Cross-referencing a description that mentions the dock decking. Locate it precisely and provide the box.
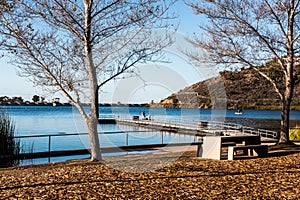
[100,115,278,141]
[116,119,237,136]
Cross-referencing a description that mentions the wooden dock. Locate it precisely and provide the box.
[111,116,278,141]
[116,119,233,136]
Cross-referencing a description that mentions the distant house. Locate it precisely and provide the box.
[0,96,24,105]
[0,96,10,103]
[52,98,60,106]
[12,97,24,105]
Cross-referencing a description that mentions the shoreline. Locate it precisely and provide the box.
[2,103,300,111]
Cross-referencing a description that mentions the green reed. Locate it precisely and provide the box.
[0,109,20,167]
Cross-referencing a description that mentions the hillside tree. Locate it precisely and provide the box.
[0,0,176,160]
[32,95,40,103]
[187,0,300,144]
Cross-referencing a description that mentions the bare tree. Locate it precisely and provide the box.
[187,0,300,144]
[0,0,176,160]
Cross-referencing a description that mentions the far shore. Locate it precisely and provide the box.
[0,102,150,107]
[2,102,300,111]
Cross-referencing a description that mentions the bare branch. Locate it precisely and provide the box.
[187,0,300,143]
[0,0,176,159]
[263,0,287,39]
[252,67,284,100]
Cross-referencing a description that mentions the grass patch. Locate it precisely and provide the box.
[289,125,300,141]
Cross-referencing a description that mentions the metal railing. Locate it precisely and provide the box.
[258,129,278,139]
[114,115,278,139]
[8,130,202,163]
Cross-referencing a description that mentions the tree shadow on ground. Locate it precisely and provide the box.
[268,143,300,157]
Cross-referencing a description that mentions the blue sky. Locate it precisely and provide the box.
[0,1,217,103]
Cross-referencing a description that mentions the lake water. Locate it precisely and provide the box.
[3,105,300,165]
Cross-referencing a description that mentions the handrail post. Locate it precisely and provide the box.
[48,135,51,163]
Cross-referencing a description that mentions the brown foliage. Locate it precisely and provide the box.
[0,151,299,199]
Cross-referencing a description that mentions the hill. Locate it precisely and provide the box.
[157,68,300,110]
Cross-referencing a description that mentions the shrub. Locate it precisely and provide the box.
[289,125,300,141]
[0,109,20,168]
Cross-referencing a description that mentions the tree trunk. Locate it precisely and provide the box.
[83,0,102,161]
[87,76,102,161]
[279,77,294,144]
[96,87,99,119]
[278,0,295,145]
[87,115,102,161]
[279,99,291,144]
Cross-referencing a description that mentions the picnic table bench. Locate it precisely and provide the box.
[199,135,268,160]
[227,144,268,160]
